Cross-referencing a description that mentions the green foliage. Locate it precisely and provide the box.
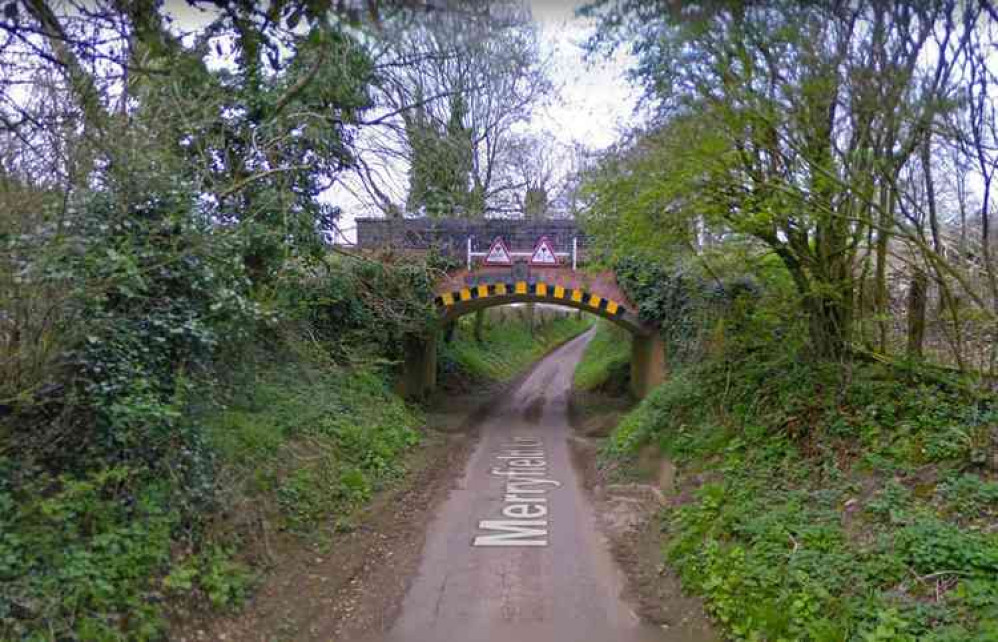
[406,93,476,217]
[163,546,251,610]
[1,208,435,639]
[206,327,424,533]
[613,257,712,365]
[611,254,804,369]
[278,253,437,362]
[0,466,177,640]
[1,162,256,640]
[580,0,974,358]
[0,5,445,640]
[603,368,711,461]
[578,112,737,272]
[4,168,263,518]
[573,321,631,393]
[595,249,998,637]
[937,473,998,523]
[439,309,592,382]
[131,14,374,283]
[601,341,998,640]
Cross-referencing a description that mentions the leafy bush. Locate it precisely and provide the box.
[0,467,177,639]
[1,173,262,639]
[1,184,438,638]
[278,253,438,363]
[613,253,802,368]
[0,10,437,639]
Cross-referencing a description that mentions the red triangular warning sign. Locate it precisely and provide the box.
[530,236,558,265]
[484,237,512,265]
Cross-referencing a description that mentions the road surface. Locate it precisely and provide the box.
[383,329,672,642]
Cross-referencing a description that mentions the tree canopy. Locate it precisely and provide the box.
[581,0,998,364]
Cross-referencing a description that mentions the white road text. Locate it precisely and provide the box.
[473,437,560,547]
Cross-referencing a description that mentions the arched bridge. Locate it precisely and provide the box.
[434,267,645,333]
[355,218,666,399]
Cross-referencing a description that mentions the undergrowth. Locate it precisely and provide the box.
[0,334,423,641]
[573,320,631,393]
[206,341,422,534]
[0,236,437,640]
[439,308,591,382]
[603,349,998,640]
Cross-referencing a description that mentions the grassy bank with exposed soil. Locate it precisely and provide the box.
[570,321,717,637]
[591,321,998,641]
[573,320,632,394]
[569,320,635,440]
[166,306,592,640]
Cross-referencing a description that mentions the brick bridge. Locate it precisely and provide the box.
[355,218,666,399]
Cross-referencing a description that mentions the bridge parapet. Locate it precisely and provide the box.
[356,217,587,261]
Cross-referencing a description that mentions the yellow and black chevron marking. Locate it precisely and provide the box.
[435,281,624,317]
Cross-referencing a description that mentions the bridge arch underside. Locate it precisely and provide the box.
[436,283,648,335]
[399,281,667,400]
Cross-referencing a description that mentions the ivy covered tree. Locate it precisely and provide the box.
[405,92,475,217]
[0,4,437,637]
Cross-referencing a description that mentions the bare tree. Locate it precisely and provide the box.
[504,132,570,219]
[348,1,552,217]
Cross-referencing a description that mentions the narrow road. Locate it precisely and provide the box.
[383,330,670,642]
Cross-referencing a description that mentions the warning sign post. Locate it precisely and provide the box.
[529,236,558,266]
[484,237,512,266]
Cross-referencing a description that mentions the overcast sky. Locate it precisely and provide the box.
[526,0,640,148]
[328,0,640,242]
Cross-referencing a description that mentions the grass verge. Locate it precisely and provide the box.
[205,345,422,536]
[439,307,592,383]
[167,338,423,626]
[573,320,632,394]
[601,350,998,641]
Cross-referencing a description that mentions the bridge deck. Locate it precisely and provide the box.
[356,217,586,257]
[354,217,650,335]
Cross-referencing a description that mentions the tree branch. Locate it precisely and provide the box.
[217,165,311,200]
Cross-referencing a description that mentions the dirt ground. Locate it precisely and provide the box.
[568,389,718,641]
[169,381,494,642]
[170,351,716,642]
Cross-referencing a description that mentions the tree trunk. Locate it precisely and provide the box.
[906,270,927,359]
[874,182,893,354]
[779,249,852,361]
[474,309,485,343]
[857,233,875,349]
[805,290,851,360]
